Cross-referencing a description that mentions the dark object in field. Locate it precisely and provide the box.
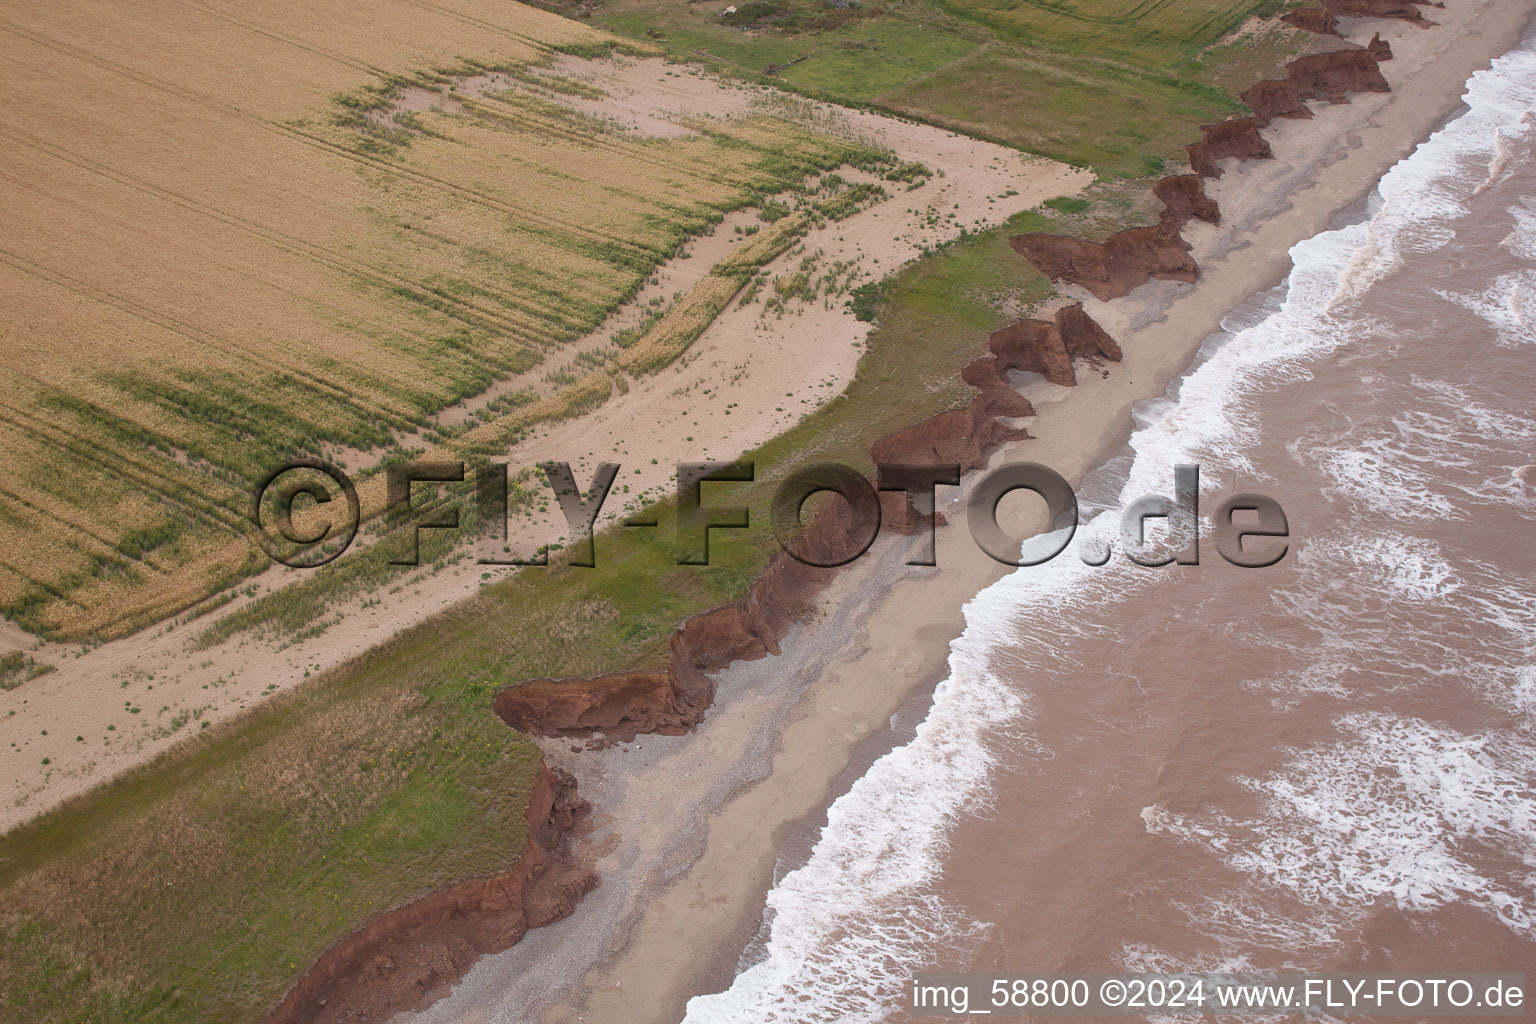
[763,54,809,75]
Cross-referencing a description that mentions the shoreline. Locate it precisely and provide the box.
[403,2,1536,1021]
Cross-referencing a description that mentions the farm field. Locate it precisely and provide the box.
[0,0,887,642]
[585,0,1304,176]
[0,206,1060,1023]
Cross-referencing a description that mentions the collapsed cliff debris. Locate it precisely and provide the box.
[1241,46,1392,126]
[1154,174,1222,228]
[1010,220,1200,301]
[267,766,597,1024]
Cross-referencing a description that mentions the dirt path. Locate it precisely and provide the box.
[0,55,1088,832]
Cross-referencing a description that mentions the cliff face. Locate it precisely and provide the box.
[1286,0,1432,35]
[1186,116,1274,178]
[963,354,1036,418]
[495,500,858,743]
[984,302,1123,387]
[1240,79,1314,125]
[266,766,597,1024]
[1243,48,1391,126]
[989,318,1075,386]
[869,402,1030,474]
[1324,0,1435,26]
[1283,7,1341,34]
[1153,174,1221,228]
[1057,302,1123,362]
[494,669,679,740]
[1010,221,1198,301]
[1288,47,1392,102]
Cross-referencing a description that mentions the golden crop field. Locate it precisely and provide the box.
[0,0,881,640]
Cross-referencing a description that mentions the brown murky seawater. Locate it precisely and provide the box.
[685,28,1536,1024]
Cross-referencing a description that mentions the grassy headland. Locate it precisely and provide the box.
[579,0,1305,178]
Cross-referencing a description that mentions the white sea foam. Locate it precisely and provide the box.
[683,37,1536,1023]
[1331,41,1536,306]
[1439,268,1536,346]
[1440,193,1536,345]
[1158,715,1536,937]
[1337,533,1460,602]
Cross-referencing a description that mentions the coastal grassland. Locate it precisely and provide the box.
[583,0,1304,177]
[0,0,888,643]
[0,628,547,1023]
[881,48,1237,177]
[0,211,1055,1023]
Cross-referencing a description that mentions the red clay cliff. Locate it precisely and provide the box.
[266,765,597,1024]
[1242,47,1391,126]
[1154,174,1221,228]
[1186,116,1274,178]
[1010,220,1198,301]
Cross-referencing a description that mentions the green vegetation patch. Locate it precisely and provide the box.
[881,47,1240,177]
[589,0,1292,179]
[0,647,543,1022]
[0,652,53,692]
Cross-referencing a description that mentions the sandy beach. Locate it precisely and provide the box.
[402,2,1536,1021]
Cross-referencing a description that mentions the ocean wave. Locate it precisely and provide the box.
[1438,268,1536,347]
[1154,713,1536,938]
[1332,41,1536,306]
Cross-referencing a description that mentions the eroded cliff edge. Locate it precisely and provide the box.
[1014,35,1399,298]
[493,302,1121,745]
[265,765,596,1024]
